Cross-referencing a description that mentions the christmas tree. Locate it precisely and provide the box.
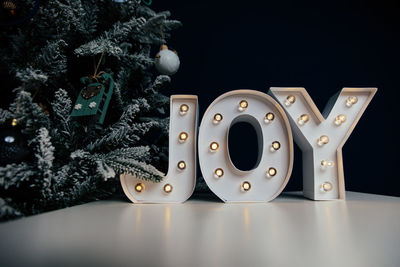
[0,0,182,220]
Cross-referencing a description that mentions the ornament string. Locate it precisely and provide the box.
[89,52,105,82]
[94,52,105,78]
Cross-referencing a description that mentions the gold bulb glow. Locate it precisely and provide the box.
[334,114,347,126]
[321,160,334,168]
[320,182,333,192]
[270,141,281,152]
[241,181,251,192]
[177,161,186,170]
[264,112,275,123]
[11,118,17,126]
[285,95,296,106]
[179,104,189,115]
[164,184,173,193]
[346,96,358,107]
[238,100,248,111]
[267,167,277,178]
[297,114,310,125]
[317,135,330,146]
[179,132,188,143]
[214,168,224,178]
[209,142,219,152]
[135,183,145,193]
[213,113,223,124]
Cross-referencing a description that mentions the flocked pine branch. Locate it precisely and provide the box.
[0,163,35,190]
[71,148,164,182]
[0,108,13,124]
[33,128,55,193]
[9,90,50,136]
[51,88,74,150]
[74,16,146,57]
[36,40,68,80]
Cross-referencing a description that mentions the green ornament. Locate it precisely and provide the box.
[70,72,114,124]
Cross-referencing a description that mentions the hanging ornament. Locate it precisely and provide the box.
[70,52,114,125]
[0,121,30,165]
[70,72,114,125]
[155,44,180,75]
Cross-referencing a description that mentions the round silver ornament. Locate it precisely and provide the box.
[155,45,180,75]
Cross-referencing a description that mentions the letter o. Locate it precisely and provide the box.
[198,90,294,202]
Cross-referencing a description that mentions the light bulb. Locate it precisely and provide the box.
[334,114,347,126]
[238,100,248,111]
[297,114,310,126]
[320,160,335,169]
[177,161,186,170]
[4,136,15,143]
[320,182,333,192]
[317,135,329,146]
[214,168,224,178]
[241,181,251,192]
[178,132,188,143]
[11,118,17,126]
[213,113,223,124]
[266,167,277,178]
[135,183,145,193]
[163,184,173,193]
[284,95,296,106]
[209,142,219,152]
[264,112,275,124]
[179,104,189,115]
[270,141,281,152]
[346,96,358,107]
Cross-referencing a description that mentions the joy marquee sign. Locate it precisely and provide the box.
[121,87,377,203]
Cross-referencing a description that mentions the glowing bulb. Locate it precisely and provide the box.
[4,136,15,143]
[213,113,223,124]
[163,184,173,193]
[270,141,281,152]
[214,168,224,178]
[284,95,296,106]
[297,114,310,125]
[178,132,188,143]
[320,182,333,192]
[238,100,248,111]
[264,112,275,124]
[135,183,145,193]
[321,160,335,169]
[334,114,347,126]
[177,161,186,170]
[266,167,277,178]
[317,135,329,146]
[11,118,17,126]
[179,104,189,115]
[241,181,251,192]
[346,96,358,107]
[209,142,219,152]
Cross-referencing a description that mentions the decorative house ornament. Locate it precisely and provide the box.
[198,90,294,202]
[120,95,198,203]
[269,87,377,200]
[70,73,114,124]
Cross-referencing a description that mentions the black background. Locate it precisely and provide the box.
[1,0,399,197]
[151,0,400,196]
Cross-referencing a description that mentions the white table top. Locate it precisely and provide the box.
[1,192,399,267]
